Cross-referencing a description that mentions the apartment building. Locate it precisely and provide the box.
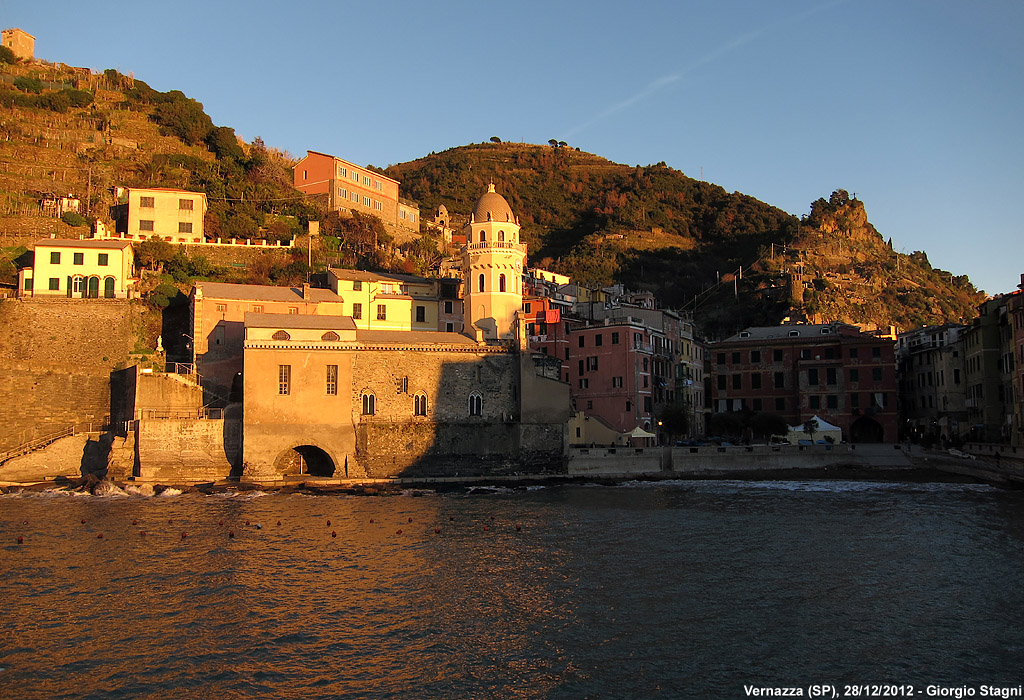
[293,151,419,231]
[710,322,898,442]
[896,324,967,444]
[326,268,460,333]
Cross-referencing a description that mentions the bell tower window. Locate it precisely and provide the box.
[499,274,506,293]
[478,274,485,293]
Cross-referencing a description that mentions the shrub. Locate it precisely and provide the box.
[0,46,15,64]
[13,76,43,94]
[60,211,88,227]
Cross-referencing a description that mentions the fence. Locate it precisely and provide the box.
[0,421,108,466]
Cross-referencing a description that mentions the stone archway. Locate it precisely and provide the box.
[273,445,336,477]
[850,416,884,443]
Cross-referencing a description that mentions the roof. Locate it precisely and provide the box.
[722,323,869,342]
[298,151,400,184]
[244,313,356,330]
[126,187,207,197]
[471,184,516,224]
[196,281,343,303]
[328,268,433,285]
[356,330,480,346]
[35,238,133,250]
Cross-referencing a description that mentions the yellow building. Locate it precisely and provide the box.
[461,184,527,340]
[18,239,136,298]
[112,187,208,243]
[326,268,461,332]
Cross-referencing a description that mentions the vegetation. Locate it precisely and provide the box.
[59,212,88,227]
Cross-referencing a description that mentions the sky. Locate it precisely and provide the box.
[3,0,1022,296]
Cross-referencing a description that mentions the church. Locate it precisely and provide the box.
[129,185,571,482]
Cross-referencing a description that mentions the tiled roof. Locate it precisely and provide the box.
[196,282,343,303]
[244,313,356,330]
[35,238,133,250]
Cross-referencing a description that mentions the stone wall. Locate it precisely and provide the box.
[0,298,148,450]
[136,417,240,482]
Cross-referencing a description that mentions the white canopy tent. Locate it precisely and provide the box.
[785,415,843,444]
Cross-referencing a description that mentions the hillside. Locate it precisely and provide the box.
[386,143,983,336]
[0,54,983,337]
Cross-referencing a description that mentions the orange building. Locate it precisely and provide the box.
[293,151,419,231]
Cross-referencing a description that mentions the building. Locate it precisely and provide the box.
[1,28,34,61]
[896,324,967,445]
[461,184,527,340]
[17,239,136,299]
[292,151,419,231]
[1009,277,1024,446]
[189,281,346,403]
[326,268,462,333]
[962,296,1015,443]
[111,187,208,243]
[710,322,898,442]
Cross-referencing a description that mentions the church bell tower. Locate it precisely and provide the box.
[461,184,526,340]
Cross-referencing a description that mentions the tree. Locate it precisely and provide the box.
[0,45,16,64]
[803,417,819,443]
[205,126,244,161]
[657,405,690,441]
[490,136,502,143]
[60,212,88,227]
[548,139,558,147]
[749,412,789,441]
[13,76,43,94]
[136,236,174,270]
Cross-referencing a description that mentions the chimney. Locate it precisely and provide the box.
[302,283,311,300]
[1019,273,1023,291]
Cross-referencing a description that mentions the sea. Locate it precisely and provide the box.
[1,478,1022,700]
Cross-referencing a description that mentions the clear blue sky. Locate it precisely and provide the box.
[4,0,1022,296]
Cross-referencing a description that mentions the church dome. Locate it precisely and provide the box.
[471,184,516,224]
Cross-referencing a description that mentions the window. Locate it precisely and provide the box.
[322,331,339,341]
[416,306,425,323]
[362,393,376,415]
[363,196,371,207]
[272,330,290,340]
[377,304,386,320]
[613,376,623,388]
[499,274,506,293]
[374,180,382,191]
[773,349,783,362]
[717,375,727,390]
[444,300,453,314]
[288,307,299,315]
[626,400,632,412]
[179,199,194,211]
[73,253,84,265]
[326,365,338,395]
[252,305,263,313]
[46,277,59,290]
[827,395,838,409]
[579,378,589,389]
[826,368,837,385]
[352,303,362,319]
[351,192,359,202]
[178,222,192,233]
[732,374,742,390]
[732,352,741,364]
[586,400,593,410]
[351,281,362,291]
[872,367,883,381]
[215,303,227,313]
[751,350,761,363]
[363,176,371,186]
[808,368,819,386]
[478,274,485,293]
[278,365,291,395]
[97,253,108,266]
[595,334,603,347]
[374,200,383,211]
[498,230,505,241]
[50,251,60,264]
[611,332,619,345]
[23,278,32,291]
[414,392,427,416]
[810,395,820,409]
[776,397,786,411]
[849,368,860,382]
[446,322,454,332]
[351,170,359,182]
[338,166,348,178]
[480,230,486,241]
[578,335,585,348]
[801,349,811,360]
[139,220,154,231]
[139,196,155,208]
[872,347,882,359]
[717,353,726,365]
[753,399,762,411]
[751,373,762,389]
[337,187,347,199]
[469,392,482,416]
[849,348,859,359]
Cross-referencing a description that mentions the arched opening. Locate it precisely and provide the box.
[469,392,482,416]
[414,392,427,416]
[499,274,506,292]
[103,276,115,298]
[361,392,376,416]
[479,230,486,242]
[851,416,884,443]
[70,275,84,298]
[478,274,485,293]
[498,230,505,241]
[87,276,99,298]
[274,445,336,477]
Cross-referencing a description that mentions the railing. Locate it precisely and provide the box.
[0,422,108,466]
[137,408,224,420]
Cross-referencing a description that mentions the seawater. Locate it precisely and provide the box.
[1,480,1022,699]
